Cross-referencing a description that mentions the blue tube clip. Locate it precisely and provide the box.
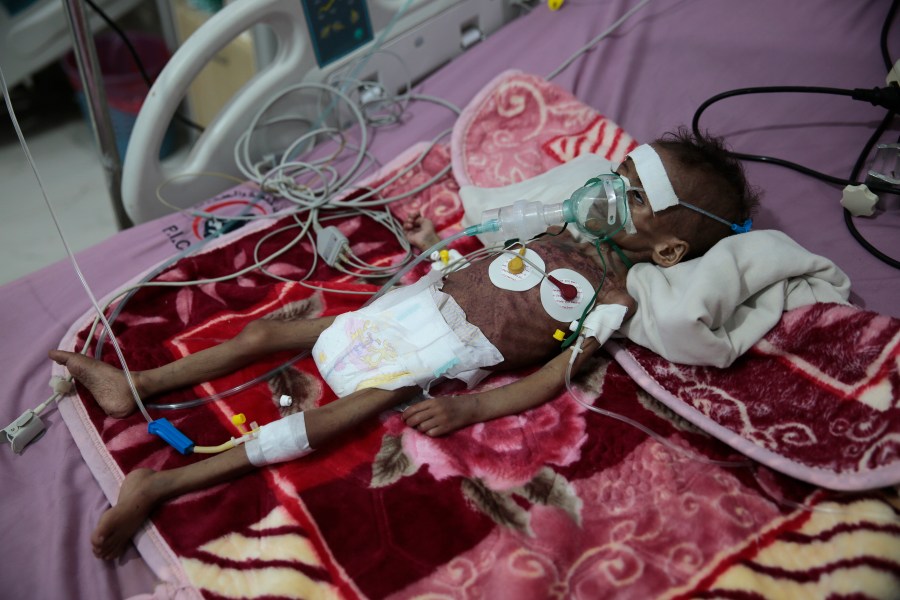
[148,418,195,455]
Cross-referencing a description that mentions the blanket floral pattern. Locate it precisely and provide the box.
[61,72,900,599]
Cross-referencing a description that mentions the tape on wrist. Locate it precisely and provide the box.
[570,303,628,345]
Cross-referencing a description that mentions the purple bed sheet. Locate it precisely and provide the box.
[1,1,897,598]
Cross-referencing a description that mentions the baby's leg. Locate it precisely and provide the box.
[92,443,255,560]
[303,385,421,447]
[92,384,418,559]
[50,316,336,418]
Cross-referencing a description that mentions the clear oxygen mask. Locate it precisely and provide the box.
[468,174,632,242]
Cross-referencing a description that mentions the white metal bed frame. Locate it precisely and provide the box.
[121,0,522,224]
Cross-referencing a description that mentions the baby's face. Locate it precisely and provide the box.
[610,149,677,252]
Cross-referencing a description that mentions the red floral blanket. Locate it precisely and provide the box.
[56,72,900,599]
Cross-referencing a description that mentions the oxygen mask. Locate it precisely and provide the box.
[466,173,635,242]
[464,143,754,243]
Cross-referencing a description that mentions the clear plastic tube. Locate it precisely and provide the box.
[94,193,268,356]
[751,465,900,521]
[2,65,154,421]
[563,343,900,521]
[147,350,309,411]
[367,229,470,303]
[148,229,471,411]
[563,344,752,468]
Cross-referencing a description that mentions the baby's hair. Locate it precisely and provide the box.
[653,128,761,258]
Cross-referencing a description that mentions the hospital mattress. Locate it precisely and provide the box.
[2,1,898,599]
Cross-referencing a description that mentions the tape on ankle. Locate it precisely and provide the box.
[244,412,313,466]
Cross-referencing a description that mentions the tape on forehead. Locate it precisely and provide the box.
[627,144,679,213]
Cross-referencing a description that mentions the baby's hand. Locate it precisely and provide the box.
[403,212,440,251]
[401,394,479,436]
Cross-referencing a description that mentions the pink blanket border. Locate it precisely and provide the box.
[53,218,284,600]
[450,69,524,188]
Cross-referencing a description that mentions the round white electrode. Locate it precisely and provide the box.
[539,268,595,321]
[488,249,545,291]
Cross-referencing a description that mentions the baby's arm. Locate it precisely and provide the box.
[402,337,600,436]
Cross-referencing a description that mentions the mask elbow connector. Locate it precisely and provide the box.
[475,200,564,242]
[471,174,635,243]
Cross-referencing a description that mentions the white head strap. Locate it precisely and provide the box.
[627,144,679,213]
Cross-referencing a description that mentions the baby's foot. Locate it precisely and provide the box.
[48,350,137,418]
[92,468,158,560]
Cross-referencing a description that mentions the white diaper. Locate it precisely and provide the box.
[313,274,503,396]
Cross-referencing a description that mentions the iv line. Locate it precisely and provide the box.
[1,64,151,423]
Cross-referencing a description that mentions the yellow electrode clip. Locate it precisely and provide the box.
[232,413,249,434]
[548,0,564,10]
[507,245,527,274]
[553,329,566,341]
[439,249,450,265]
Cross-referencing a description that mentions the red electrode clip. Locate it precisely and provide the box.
[547,275,578,301]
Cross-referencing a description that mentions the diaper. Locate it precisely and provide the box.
[313,274,503,396]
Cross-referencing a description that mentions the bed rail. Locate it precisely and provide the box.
[122,0,518,224]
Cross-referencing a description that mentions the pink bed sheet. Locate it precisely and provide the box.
[1,1,897,599]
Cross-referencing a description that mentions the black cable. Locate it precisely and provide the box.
[691,86,899,195]
[83,0,204,133]
[692,84,900,268]
[843,0,899,269]
[691,0,900,269]
[881,0,899,71]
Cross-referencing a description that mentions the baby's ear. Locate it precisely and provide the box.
[651,237,689,267]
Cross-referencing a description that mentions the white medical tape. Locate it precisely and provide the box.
[50,376,74,395]
[570,303,628,345]
[627,144,679,213]
[244,412,312,466]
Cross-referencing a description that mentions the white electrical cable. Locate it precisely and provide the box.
[13,0,658,426]
[158,0,647,295]
[26,0,646,427]
[546,0,655,81]
[168,0,651,293]
[16,1,894,523]
[563,345,752,469]
[1,65,153,424]
[140,27,464,295]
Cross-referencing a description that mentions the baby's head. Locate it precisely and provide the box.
[615,129,760,266]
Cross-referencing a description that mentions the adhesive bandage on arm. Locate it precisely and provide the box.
[570,303,629,345]
[244,412,312,466]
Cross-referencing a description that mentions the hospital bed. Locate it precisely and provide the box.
[1,1,898,598]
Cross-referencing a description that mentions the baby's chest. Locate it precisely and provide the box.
[442,243,621,368]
